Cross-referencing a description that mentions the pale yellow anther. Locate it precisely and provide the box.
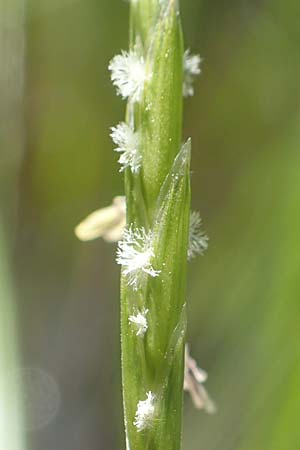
[75,196,126,242]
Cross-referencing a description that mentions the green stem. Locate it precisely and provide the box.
[121,1,190,449]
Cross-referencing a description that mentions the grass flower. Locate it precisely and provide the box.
[133,391,155,432]
[108,50,149,103]
[188,211,209,260]
[116,227,160,290]
[110,122,141,173]
[77,1,212,448]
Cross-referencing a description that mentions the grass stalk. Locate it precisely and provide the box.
[113,1,190,449]
[77,1,205,448]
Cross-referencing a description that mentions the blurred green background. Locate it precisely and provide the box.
[1,0,300,449]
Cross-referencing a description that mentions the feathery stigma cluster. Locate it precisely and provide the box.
[109,50,149,103]
[129,309,149,337]
[133,391,155,432]
[183,49,202,97]
[188,211,209,260]
[110,122,141,173]
[116,227,160,290]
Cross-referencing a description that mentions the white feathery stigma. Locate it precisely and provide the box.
[116,226,160,290]
[108,50,149,103]
[134,391,155,432]
[129,309,149,337]
[183,49,202,97]
[110,122,141,173]
[188,211,209,260]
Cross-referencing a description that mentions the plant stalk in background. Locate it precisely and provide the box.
[0,219,25,450]
[0,0,26,447]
